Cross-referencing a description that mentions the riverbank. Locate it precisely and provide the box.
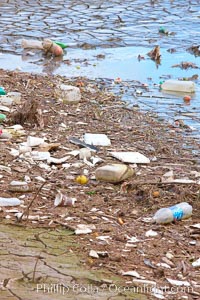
[0,69,200,300]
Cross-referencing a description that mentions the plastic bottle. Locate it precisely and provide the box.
[0,87,6,95]
[53,41,68,49]
[21,39,44,50]
[161,80,195,93]
[153,202,192,224]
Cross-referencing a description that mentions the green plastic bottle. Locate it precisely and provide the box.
[0,114,6,123]
[0,87,6,95]
[54,41,68,49]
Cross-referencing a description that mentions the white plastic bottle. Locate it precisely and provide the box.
[21,39,44,50]
[161,80,195,93]
[153,202,192,224]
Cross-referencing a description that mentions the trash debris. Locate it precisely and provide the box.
[183,95,191,102]
[130,279,156,286]
[31,151,51,161]
[153,202,192,224]
[0,197,21,206]
[145,229,158,237]
[161,79,195,93]
[144,258,157,269]
[172,61,198,69]
[147,45,161,63]
[0,92,21,106]
[159,26,169,34]
[75,224,96,235]
[21,39,44,50]
[27,136,45,147]
[0,105,10,112]
[42,39,64,56]
[84,133,111,146]
[69,136,99,152]
[114,77,122,84]
[122,270,145,279]
[47,156,70,165]
[8,181,32,192]
[0,113,6,122]
[192,258,200,267]
[152,191,160,198]
[0,131,12,140]
[89,250,99,258]
[0,87,6,95]
[75,175,89,185]
[110,151,150,164]
[95,164,134,183]
[53,41,68,49]
[55,84,81,104]
[79,148,91,160]
[187,45,200,56]
[166,278,190,287]
[190,223,200,229]
[54,191,76,207]
[39,142,60,152]
[151,287,165,299]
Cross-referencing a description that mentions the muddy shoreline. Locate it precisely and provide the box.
[0,69,200,300]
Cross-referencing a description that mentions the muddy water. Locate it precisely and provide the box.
[0,223,147,300]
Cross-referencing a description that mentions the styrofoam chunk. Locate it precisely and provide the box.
[111,152,150,164]
[84,133,111,146]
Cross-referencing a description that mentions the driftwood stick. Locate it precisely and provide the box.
[17,182,46,222]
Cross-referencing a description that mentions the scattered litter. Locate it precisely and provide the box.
[54,191,76,207]
[47,156,70,164]
[122,270,145,279]
[145,229,158,237]
[75,224,96,235]
[69,136,99,152]
[192,258,200,267]
[27,136,45,147]
[144,258,157,269]
[190,224,200,229]
[0,197,21,206]
[75,175,89,185]
[161,79,195,93]
[31,151,51,161]
[147,45,161,63]
[89,250,99,258]
[95,164,134,183]
[79,148,92,160]
[153,202,192,224]
[84,133,111,146]
[55,84,81,104]
[110,152,150,164]
[151,287,165,299]
[166,278,190,287]
[130,279,156,286]
[8,181,32,192]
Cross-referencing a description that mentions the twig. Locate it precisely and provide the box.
[17,182,46,222]
[53,220,76,231]
[32,253,42,283]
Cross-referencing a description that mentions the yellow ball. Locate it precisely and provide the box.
[75,175,89,185]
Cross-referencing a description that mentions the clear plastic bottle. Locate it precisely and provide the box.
[21,39,44,50]
[153,202,192,224]
[161,80,195,93]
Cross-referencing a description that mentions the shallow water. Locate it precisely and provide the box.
[0,0,200,133]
